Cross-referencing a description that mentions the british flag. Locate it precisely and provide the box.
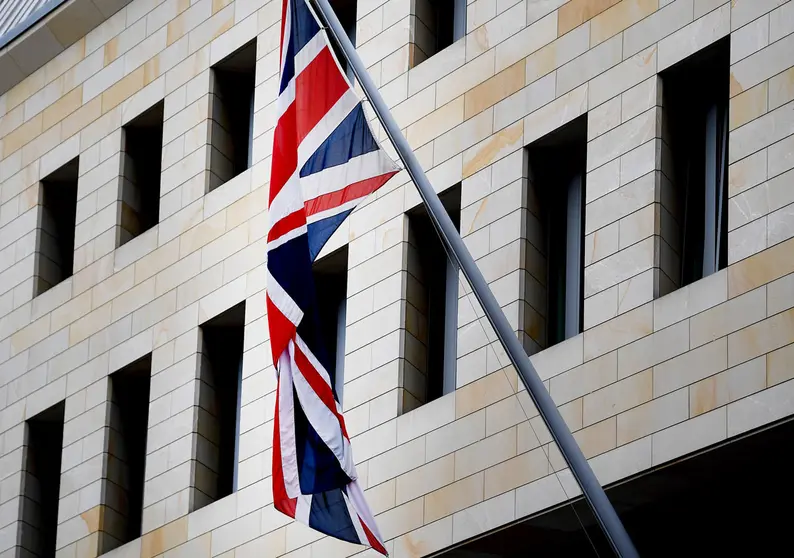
[265,0,398,552]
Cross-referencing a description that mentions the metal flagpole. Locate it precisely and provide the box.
[309,0,640,555]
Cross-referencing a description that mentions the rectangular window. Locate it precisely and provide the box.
[312,246,348,403]
[209,40,256,192]
[413,0,466,64]
[120,101,164,246]
[35,158,78,296]
[197,302,245,505]
[661,38,729,290]
[406,186,460,408]
[107,355,151,548]
[21,402,64,558]
[526,116,587,349]
[328,0,357,80]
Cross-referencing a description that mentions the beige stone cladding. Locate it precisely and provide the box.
[0,0,792,557]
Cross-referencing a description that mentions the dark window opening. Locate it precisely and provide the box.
[414,0,466,65]
[35,158,78,296]
[328,0,357,79]
[406,185,461,408]
[661,38,729,291]
[21,402,64,558]
[107,355,151,549]
[312,246,348,403]
[120,102,164,246]
[527,115,587,350]
[209,40,256,191]
[198,302,245,506]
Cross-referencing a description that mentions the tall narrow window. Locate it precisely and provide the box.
[21,402,64,558]
[527,116,587,349]
[661,38,729,289]
[209,40,256,192]
[413,0,466,64]
[120,101,164,246]
[312,246,348,403]
[107,355,151,549]
[328,0,357,81]
[35,158,78,296]
[405,186,460,408]
[197,302,245,505]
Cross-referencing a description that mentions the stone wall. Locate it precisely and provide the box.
[0,0,792,557]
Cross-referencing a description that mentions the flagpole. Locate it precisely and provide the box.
[309,1,640,556]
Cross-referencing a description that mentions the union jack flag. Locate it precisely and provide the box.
[265,0,398,552]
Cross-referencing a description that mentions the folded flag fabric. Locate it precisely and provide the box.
[265,0,399,552]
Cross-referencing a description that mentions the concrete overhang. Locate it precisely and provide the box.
[0,0,132,95]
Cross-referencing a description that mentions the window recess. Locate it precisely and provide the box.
[209,40,257,191]
[312,246,349,404]
[526,115,587,349]
[35,158,78,296]
[660,38,730,290]
[405,185,461,409]
[197,302,245,503]
[120,101,164,245]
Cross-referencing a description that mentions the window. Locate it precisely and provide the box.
[661,38,729,291]
[312,246,348,403]
[21,402,64,558]
[328,0,357,80]
[209,40,256,192]
[35,158,78,296]
[526,116,587,350]
[413,0,466,64]
[197,302,245,506]
[120,101,164,246]
[405,186,460,409]
[106,355,151,549]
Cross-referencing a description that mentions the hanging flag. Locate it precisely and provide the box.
[265,0,399,552]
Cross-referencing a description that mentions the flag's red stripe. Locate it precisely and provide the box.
[305,171,398,218]
[269,101,298,205]
[295,47,349,144]
[360,517,388,556]
[267,295,296,370]
[293,343,349,440]
[268,207,307,244]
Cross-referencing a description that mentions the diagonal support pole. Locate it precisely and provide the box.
[309,0,640,555]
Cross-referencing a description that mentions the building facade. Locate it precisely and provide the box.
[0,0,792,556]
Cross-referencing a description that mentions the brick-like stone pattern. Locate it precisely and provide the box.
[0,0,792,557]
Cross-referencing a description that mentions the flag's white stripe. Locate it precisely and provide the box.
[297,89,359,167]
[295,32,327,75]
[301,150,391,201]
[347,480,385,543]
[267,273,303,327]
[268,172,303,232]
[296,494,312,524]
[341,488,369,545]
[266,222,307,252]
[294,336,334,392]
[278,346,301,499]
[291,353,355,477]
[276,79,296,119]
